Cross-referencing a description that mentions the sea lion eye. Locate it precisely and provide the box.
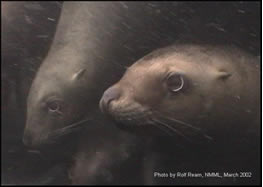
[166,74,184,92]
[47,101,61,113]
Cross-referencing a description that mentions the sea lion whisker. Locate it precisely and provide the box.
[151,110,200,131]
[160,116,213,141]
[60,118,90,131]
[46,118,92,140]
[162,116,201,131]
[151,118,192,143]
[151,111,213,141]
[150,121,173,136]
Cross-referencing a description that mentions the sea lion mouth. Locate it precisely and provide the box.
[113,110,162,136]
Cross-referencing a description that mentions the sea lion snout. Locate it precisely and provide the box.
[100,86,121,114]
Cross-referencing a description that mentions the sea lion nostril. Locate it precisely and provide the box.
[100,87,121,113]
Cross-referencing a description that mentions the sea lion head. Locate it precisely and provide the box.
[100,44,259,144]
[23,67,94,148]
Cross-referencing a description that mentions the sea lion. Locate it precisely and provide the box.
[100,44,261,184]
[22,1,183,149]
[100,43,260,143]
[22,2,202,184]
[21,1,260,185]
[22,2,163,184]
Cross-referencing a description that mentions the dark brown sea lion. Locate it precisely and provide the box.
[22,2,168,184]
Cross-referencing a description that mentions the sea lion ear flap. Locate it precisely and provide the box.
[72,69,86,81]
[216,69,232,80]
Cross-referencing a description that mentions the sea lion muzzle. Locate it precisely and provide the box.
[100,87,121,114]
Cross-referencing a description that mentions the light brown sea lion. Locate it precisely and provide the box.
[100,43,260,145]
[99,43,261,185]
